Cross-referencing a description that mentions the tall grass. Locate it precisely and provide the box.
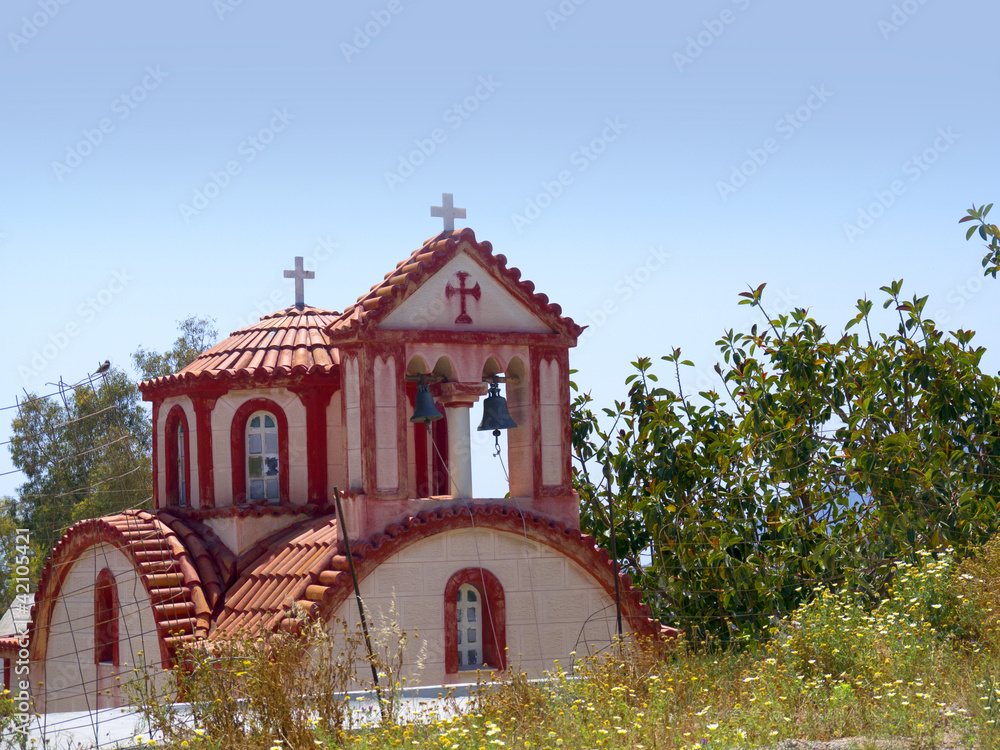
[125,537,1000,750]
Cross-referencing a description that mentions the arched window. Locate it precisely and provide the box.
[444,568,506,674]
[94,569,118,666]
[246,411,280,502]
[164,406,191,508]
[230,399,289,505]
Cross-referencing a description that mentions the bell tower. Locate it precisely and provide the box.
[325,195,583,537]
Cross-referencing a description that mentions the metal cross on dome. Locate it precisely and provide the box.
[284,256,315,308]
[431,192,466,231]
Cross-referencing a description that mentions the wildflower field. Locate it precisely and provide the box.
[5,540,1000,750]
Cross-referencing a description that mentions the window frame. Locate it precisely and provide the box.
[94,568,119,667]
[230,398,289,504]
[444,568,506,674]
[163,405,192,508]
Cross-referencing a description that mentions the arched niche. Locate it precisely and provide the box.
[407,355,449,498]
[505,356,532,498]
[431,355,455,382]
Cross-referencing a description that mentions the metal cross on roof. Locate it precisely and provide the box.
[431,192,466,232]
[284,256,315,308]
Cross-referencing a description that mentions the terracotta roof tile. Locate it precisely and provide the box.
[28,510,216,667]
[213,515,341,636]
[326,228,583,341]
[140,305,340,394]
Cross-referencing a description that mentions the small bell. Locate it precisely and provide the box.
[477,381,517,432]
[410,382,443,424]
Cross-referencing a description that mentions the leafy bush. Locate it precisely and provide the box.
[572,278,1000,641]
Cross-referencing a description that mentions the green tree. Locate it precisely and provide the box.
[960,202,1000,277]
[6,316,216,576]
[132,316,217,380]
[573,267,1000,643]
[9,367,152,567]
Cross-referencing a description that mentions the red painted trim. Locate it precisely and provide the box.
[289,386,336,504]
[140,368,340,401]
[151,401,160,509]
[3,659,9,691]
[94,568,119,666]
[444,568,506,674]
[230,398,290,504]
[163,405,192,508]
[192,395,222,510]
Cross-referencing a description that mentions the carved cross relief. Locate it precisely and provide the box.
[445,271,481,325]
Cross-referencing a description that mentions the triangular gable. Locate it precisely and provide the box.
[380,252,552,333]
[326,228,583,342]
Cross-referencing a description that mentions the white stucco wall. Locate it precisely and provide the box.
[35,544,165,713]
[330,528,628,687]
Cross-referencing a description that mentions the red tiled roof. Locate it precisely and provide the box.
[29,510,216,666]
[0,636,21,658]
[140,305,339,394]
[213,515,341,636]
[327,228,584,341]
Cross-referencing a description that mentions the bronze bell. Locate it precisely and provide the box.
[477,381,517,432]
[410,382,443,424]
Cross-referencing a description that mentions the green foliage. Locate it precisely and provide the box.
[959,203,1000,278]
[8,367,152,569]
[132,316,217,380]
[136,543,1000,750]
[6,316,215,567]
[572,275,1000,642]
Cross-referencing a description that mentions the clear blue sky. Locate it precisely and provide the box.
[2,0,998,499]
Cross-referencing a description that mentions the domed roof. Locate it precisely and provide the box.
[140,305,340,394]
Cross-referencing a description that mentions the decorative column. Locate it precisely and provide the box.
[191,391,225,509]
[437,383,488,500]
[289,384,337,505]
